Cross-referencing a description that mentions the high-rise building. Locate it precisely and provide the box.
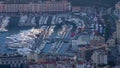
[115,1,120,9]
[116,20,120,44]
[114,1,120,19]
[76,63,85,68]
[91,51,108,65]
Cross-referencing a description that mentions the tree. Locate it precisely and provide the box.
[98,64,108,67]
[102,14,116,42]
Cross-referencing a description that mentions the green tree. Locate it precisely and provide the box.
[102,14,115,42]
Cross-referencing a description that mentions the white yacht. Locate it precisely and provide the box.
[30,17,36,26]
[18,15,28,26]
[6,28,42,50]
[0,16,10,32]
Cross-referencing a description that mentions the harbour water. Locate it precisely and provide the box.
[0,26,32,53]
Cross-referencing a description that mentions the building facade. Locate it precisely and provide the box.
[114,1,120,19]
[91,51,108,65]
[0,1,71,13]
[116,20,120,44]
[0,53,27,68]
[115,1,120,9]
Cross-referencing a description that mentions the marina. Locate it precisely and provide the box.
[0,0,118,68]
[0,13,104,55]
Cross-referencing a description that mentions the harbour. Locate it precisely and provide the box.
[0,13,98,56]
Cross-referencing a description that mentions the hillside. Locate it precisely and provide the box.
[68,0,119,7]
[43,0,120,8]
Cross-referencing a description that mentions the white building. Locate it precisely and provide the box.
[118,44,120,53]
[116,20,120,44]
[27,52,39,62]
[72,35,91,51]
[114,1,120,19]
[76,63,85,68]
[91,51,100,64]
[91,51,108,65]
[115,1,120,9]
[99,53,108,64]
